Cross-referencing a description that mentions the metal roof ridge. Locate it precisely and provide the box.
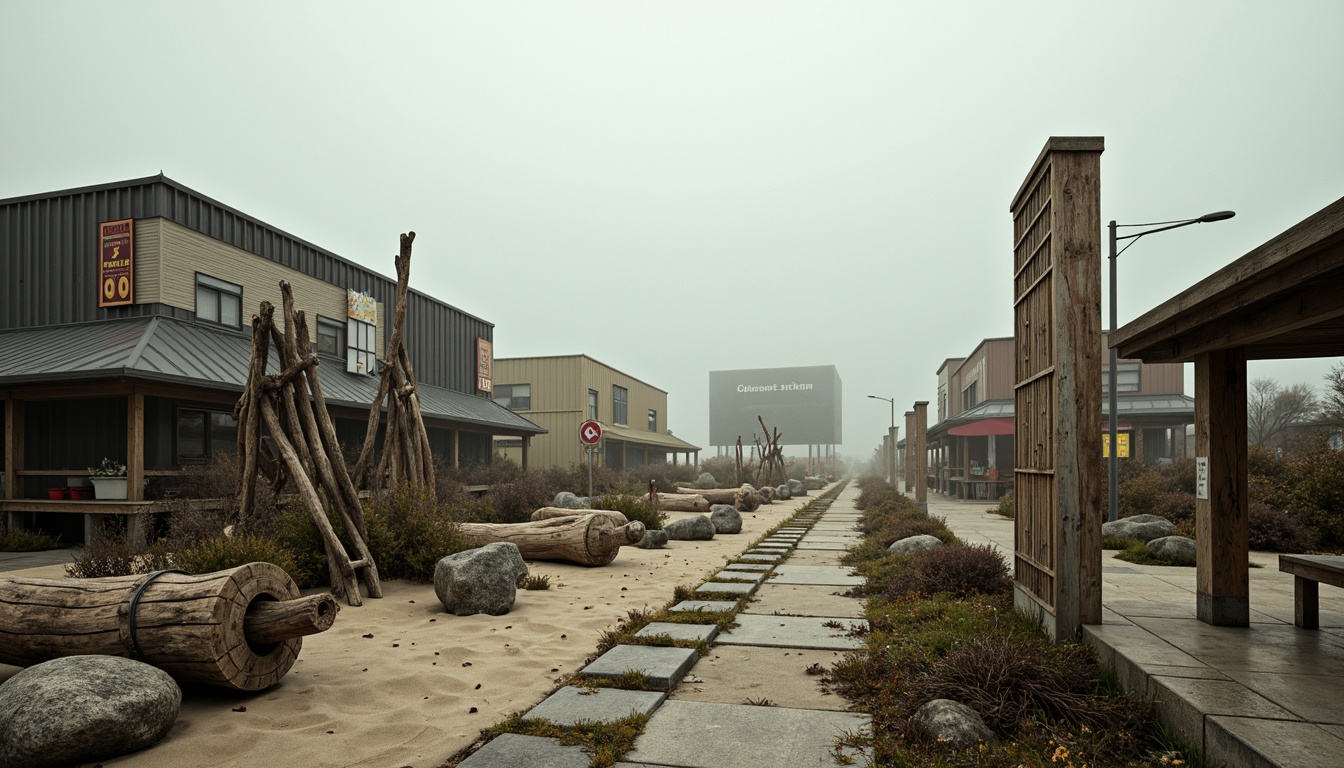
[124,316,161,370]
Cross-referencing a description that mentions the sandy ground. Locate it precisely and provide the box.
[0,495,815,768]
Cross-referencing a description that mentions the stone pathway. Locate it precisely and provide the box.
[459,484,872,767]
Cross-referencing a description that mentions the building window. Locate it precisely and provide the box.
[1103,362,1141,394]
[177,408,237,463]
[613,385,628,426]
[648,409,657,432]
[961,381,978,413]
[588,389,599,421]
[347,318,378,375]
[494,384,532,411]
[316,316,345,357]
[195,274,242,328]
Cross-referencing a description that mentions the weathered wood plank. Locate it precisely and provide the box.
[1194,348,1250,627]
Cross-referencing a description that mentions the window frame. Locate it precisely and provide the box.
[347,317,378,375]
[613,385,628,426]
[588,389,599,421]
[493,383,532,411]
[1103,362,1142,395]
[648,409,657,432]
[194,273,243,329]
[175,406,238,464]
[315,315,346,357]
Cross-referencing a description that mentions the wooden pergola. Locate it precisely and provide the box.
[1112,194,1344,626]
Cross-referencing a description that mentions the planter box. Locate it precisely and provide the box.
[90,477,128,500]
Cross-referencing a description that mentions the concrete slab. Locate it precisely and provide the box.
[737,553,783,562]
[717,614,866,651]
[1149,676,1299,748]
[581,645,699,691]
[721,563,772,572]
[711,569,766,585]
[674,646,849,710]
[793,541,851,551]
[635,622,719,644]
[670,600,738,612]
[1206,716,1344,768]
[798,535,861,544]
[770,565,863,587]
[695,581,757,598]
[746,584,866,619]
[783,549,849,566]
[459,733,591,768]
[625,700,870,768]
[1223,670,1344,724]
[526,686,667,726]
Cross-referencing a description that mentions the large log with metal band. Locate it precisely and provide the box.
[0,562,336,691]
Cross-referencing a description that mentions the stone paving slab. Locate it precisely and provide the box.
[526,686,667,726]
[581,645,699,691]
[746,584,866,618]
[782,549,849,566]
[459,733,591,767]
[798,535,862,544]
[711,569,766,585]
[769,565,863,586]
[716,614,866,650]
[793,541,852,551]
[721,563,772,572]
[1206,715,1344,768]
[675,646,850,711]
[696,581,756,598]
[624,700,871,768]
[671,600,738,612]
[737,553,783,562]
[636,622,719,643]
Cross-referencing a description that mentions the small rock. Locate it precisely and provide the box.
[663,515,716,541]
[888,534,944,555]
[637,529,669,549]
[552,492,590,510]
[1102,515,1174,542]
[434,542,529,616]
[775,484,791,500]
[1147,535,1197,563]
[709,505,743,534]
[693,472,718,489]
[757,486,775,503]
[787,478,806,496]
[913,698,997,748]
[0,655,181,768]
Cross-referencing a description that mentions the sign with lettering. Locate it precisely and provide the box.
[476,338,493,393]
[98,219,135,307]
[1195,457,1209,500]
[709,365,842,445]
[1101,432,1130,458]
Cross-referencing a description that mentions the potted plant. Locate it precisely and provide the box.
[88,458,128,500]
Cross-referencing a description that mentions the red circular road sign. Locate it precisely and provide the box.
[579,420,603,445]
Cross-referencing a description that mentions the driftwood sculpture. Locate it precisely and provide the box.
[0,563,335,691]
[352,232,435,497]
[236,284,381,606]
[752,416,789,488]
[640,492,710,513]
[459,515,645,567]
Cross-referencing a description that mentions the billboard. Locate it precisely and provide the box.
[709,366,842,446]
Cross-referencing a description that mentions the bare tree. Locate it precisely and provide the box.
[1323,363,1344,426]
[1247,377,1318,448]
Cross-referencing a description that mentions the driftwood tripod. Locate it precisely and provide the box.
[235,283,382,606]
[752,416,788,488]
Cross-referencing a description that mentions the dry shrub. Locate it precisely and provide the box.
[626,462,698,494]
[1251,435,1344,549]
[174,534,298,576]
[0,528,63,552]
[66,528,173,578]
[592,493,663,530]
[365,484,472,582]
[989,490,1014,518]
[697,456,738,487]
[883,544,1011,601]
[1248,501,1313,552]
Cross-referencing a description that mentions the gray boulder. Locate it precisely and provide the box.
[787,478,806,496]
[0,655,181,768]
[1147,535,1197,563]
[758,485,775,503]
[637,529,669,549]
[888,534,945,555]
[693,472,718,489]
[913,698,997,748]
[709,504,743,534]
[1102,514,1174,542]
[775,484,791,500]
[434,542,529,616]
[552,492,590,510]
[663,515,716,541]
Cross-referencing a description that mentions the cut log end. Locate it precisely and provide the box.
[243,593,340,647]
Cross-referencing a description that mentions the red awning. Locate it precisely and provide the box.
[949,418,1015,437]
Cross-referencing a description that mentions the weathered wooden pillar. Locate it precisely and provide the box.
[1009,137,1104,641]
[903,411,915,492]
[914,401,929,511]
[450,428,460,469]
[1194,348,1249,626]
[4,396,22,502]
[889,426,899,486]
[127,388,145,502]
[521,435,531,472]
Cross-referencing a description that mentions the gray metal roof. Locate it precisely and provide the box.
[0,317,545,435]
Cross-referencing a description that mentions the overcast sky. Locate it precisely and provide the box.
[3,1,1341,461]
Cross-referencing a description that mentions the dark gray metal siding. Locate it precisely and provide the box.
[0,175,491,394]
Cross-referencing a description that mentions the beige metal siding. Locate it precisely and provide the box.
[132,218,163,305]
[493,357,582,414]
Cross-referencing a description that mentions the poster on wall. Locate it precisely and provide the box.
[476,338,492,392]
[1102,432,1131,458]
[98,219,135,307]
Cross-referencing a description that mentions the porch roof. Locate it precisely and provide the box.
[0,316,546,436]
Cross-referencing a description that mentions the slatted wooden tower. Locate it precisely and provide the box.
[1009,137,1104,640]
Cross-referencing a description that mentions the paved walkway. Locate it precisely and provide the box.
[923,492,1344,768]
[460,483,873,767]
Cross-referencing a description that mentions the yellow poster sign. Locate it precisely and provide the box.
[1103,432,1130,458]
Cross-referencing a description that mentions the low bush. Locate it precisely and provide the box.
[174,534,299,576]
[1114,539,1195,567]
[365,485,474,582]
[592,493,663,531]
[880,544,1013,602]
[990,489,1014,518]
[65,529,174,578]
[1247,501,1313,552]
[1251,435,1344,550]
[0,527,63,552]
[1102,536,1139,550]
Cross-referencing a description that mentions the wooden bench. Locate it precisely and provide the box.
[1279,554,1344,629]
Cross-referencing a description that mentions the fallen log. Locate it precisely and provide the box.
[674,487,761,512]
[0,562,335,691]
[459,515,645,567]
[641,492,710,513]
[530,507,629,525]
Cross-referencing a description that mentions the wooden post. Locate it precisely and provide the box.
[914,402,929,510]
[451,429,460,469]
[5,397,22,502]
[521,435,531,471]
[890,426,900,486]
[903,411,914,492]
[127,388,144,502]
[1194,348,1250,626]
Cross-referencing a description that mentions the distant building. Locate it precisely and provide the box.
[900,335,1193,500]
[0,174,543,542]
[491,355,699,469]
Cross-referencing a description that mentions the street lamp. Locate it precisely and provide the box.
[868,395,896,483]
[1108,210,1235,522]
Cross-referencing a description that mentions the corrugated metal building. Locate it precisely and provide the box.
[0,175,544,541]
[490,355,699,470]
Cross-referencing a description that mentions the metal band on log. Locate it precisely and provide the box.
[459,514,645,567]
[0,562,335,691]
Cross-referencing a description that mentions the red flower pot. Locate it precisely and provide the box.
[46,487,68,500]
[68,487,94,500]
